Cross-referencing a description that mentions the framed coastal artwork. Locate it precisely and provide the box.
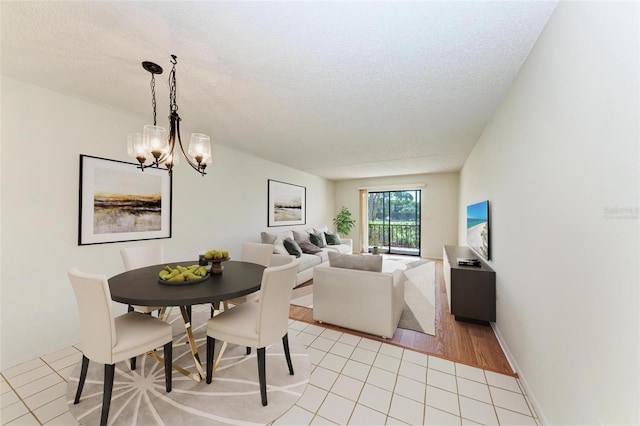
[466,200,490,260]
[78,155,172,245]
[267,179,306,227]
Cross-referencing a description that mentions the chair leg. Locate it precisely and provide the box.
[100,364,115,426]
[164,341,172,392]
[282,333,294,375]
[257,347,267,406]
[130,356,136,370]
[206,335,215,384]
[74,355,90,404]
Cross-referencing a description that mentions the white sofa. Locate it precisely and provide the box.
[260,227,353,286]
[312,255,407,338]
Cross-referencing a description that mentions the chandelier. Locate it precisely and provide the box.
[127,55,212,176]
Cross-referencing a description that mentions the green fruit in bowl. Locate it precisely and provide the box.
[167,274,184,282]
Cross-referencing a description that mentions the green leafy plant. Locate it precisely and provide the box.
[333,206,356,236]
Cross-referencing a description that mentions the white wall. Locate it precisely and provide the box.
[335,173,459,258]
[459,2,639,424]
[0,76,335,369]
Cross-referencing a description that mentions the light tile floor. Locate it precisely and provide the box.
[1,320,540,425]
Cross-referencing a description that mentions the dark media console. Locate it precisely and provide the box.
[443,245,496,323]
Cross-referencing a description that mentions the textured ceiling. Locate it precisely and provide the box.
[0,1,556,180]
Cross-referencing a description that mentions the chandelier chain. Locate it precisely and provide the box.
[150,73,157,126]
[169,55,178,113]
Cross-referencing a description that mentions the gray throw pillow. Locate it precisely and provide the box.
[325,232,342,245]
[309,232,327,248]
[293,229,311,244]
[298,241,322,254]
[260,231,288,255]
[283,238,303,258]
[328,252,383,272]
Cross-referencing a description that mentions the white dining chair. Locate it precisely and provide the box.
[68,268,173,426]
[120,245,164,315]
[205,259,299,406]
[221,242,276,310]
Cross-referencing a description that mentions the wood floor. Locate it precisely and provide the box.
[288,259,516,377]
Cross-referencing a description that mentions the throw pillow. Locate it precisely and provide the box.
[313,226,329,234]
[298,241,322,254]
[260,231,288,255]
[283,238,303,258]
[309,232,327,248]
[325,232,342,245]
[293,229,311,244]
[328,252,383,272]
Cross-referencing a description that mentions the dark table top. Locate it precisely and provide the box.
[108,260,265,307]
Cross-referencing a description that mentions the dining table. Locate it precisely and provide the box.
[109,260,266,382]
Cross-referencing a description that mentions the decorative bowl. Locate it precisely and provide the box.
[207,257,230,274]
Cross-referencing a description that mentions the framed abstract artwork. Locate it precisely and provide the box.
[78,155,172,245]
[267,179,306,227]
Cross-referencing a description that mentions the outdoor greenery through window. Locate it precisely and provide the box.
[368,190,421,256]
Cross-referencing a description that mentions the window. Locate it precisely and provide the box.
[367,190,421,256]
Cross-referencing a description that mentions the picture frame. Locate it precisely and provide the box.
[267,179,306,227]
[78,155,172,245]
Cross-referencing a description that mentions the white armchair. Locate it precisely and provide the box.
[313,263,406,338]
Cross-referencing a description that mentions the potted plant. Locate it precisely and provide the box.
[333,206,356,237]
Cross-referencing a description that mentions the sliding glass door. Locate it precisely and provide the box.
[367,190,421,256]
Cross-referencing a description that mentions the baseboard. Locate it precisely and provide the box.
[491,322,549,425]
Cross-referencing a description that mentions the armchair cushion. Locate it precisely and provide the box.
[328,252,383,272]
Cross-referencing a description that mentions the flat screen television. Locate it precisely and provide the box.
[466,200,490,260]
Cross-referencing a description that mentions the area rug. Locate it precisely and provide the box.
[398,261,436,336]
[66,305,310,425]
[290,284,313,308]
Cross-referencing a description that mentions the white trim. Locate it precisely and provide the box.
[358,183,426,191]
[491,322,549,425]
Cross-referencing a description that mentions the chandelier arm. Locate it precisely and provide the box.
[175,114,207,176]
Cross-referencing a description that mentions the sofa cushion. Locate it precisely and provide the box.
[299,241,322,254]
[309,232,327,248]
[325,232,342,245]
[316,249,331,263]
[298,253,322,271]
[261,230,293,255]
[283,238,303,258]
[328,252,383,272]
